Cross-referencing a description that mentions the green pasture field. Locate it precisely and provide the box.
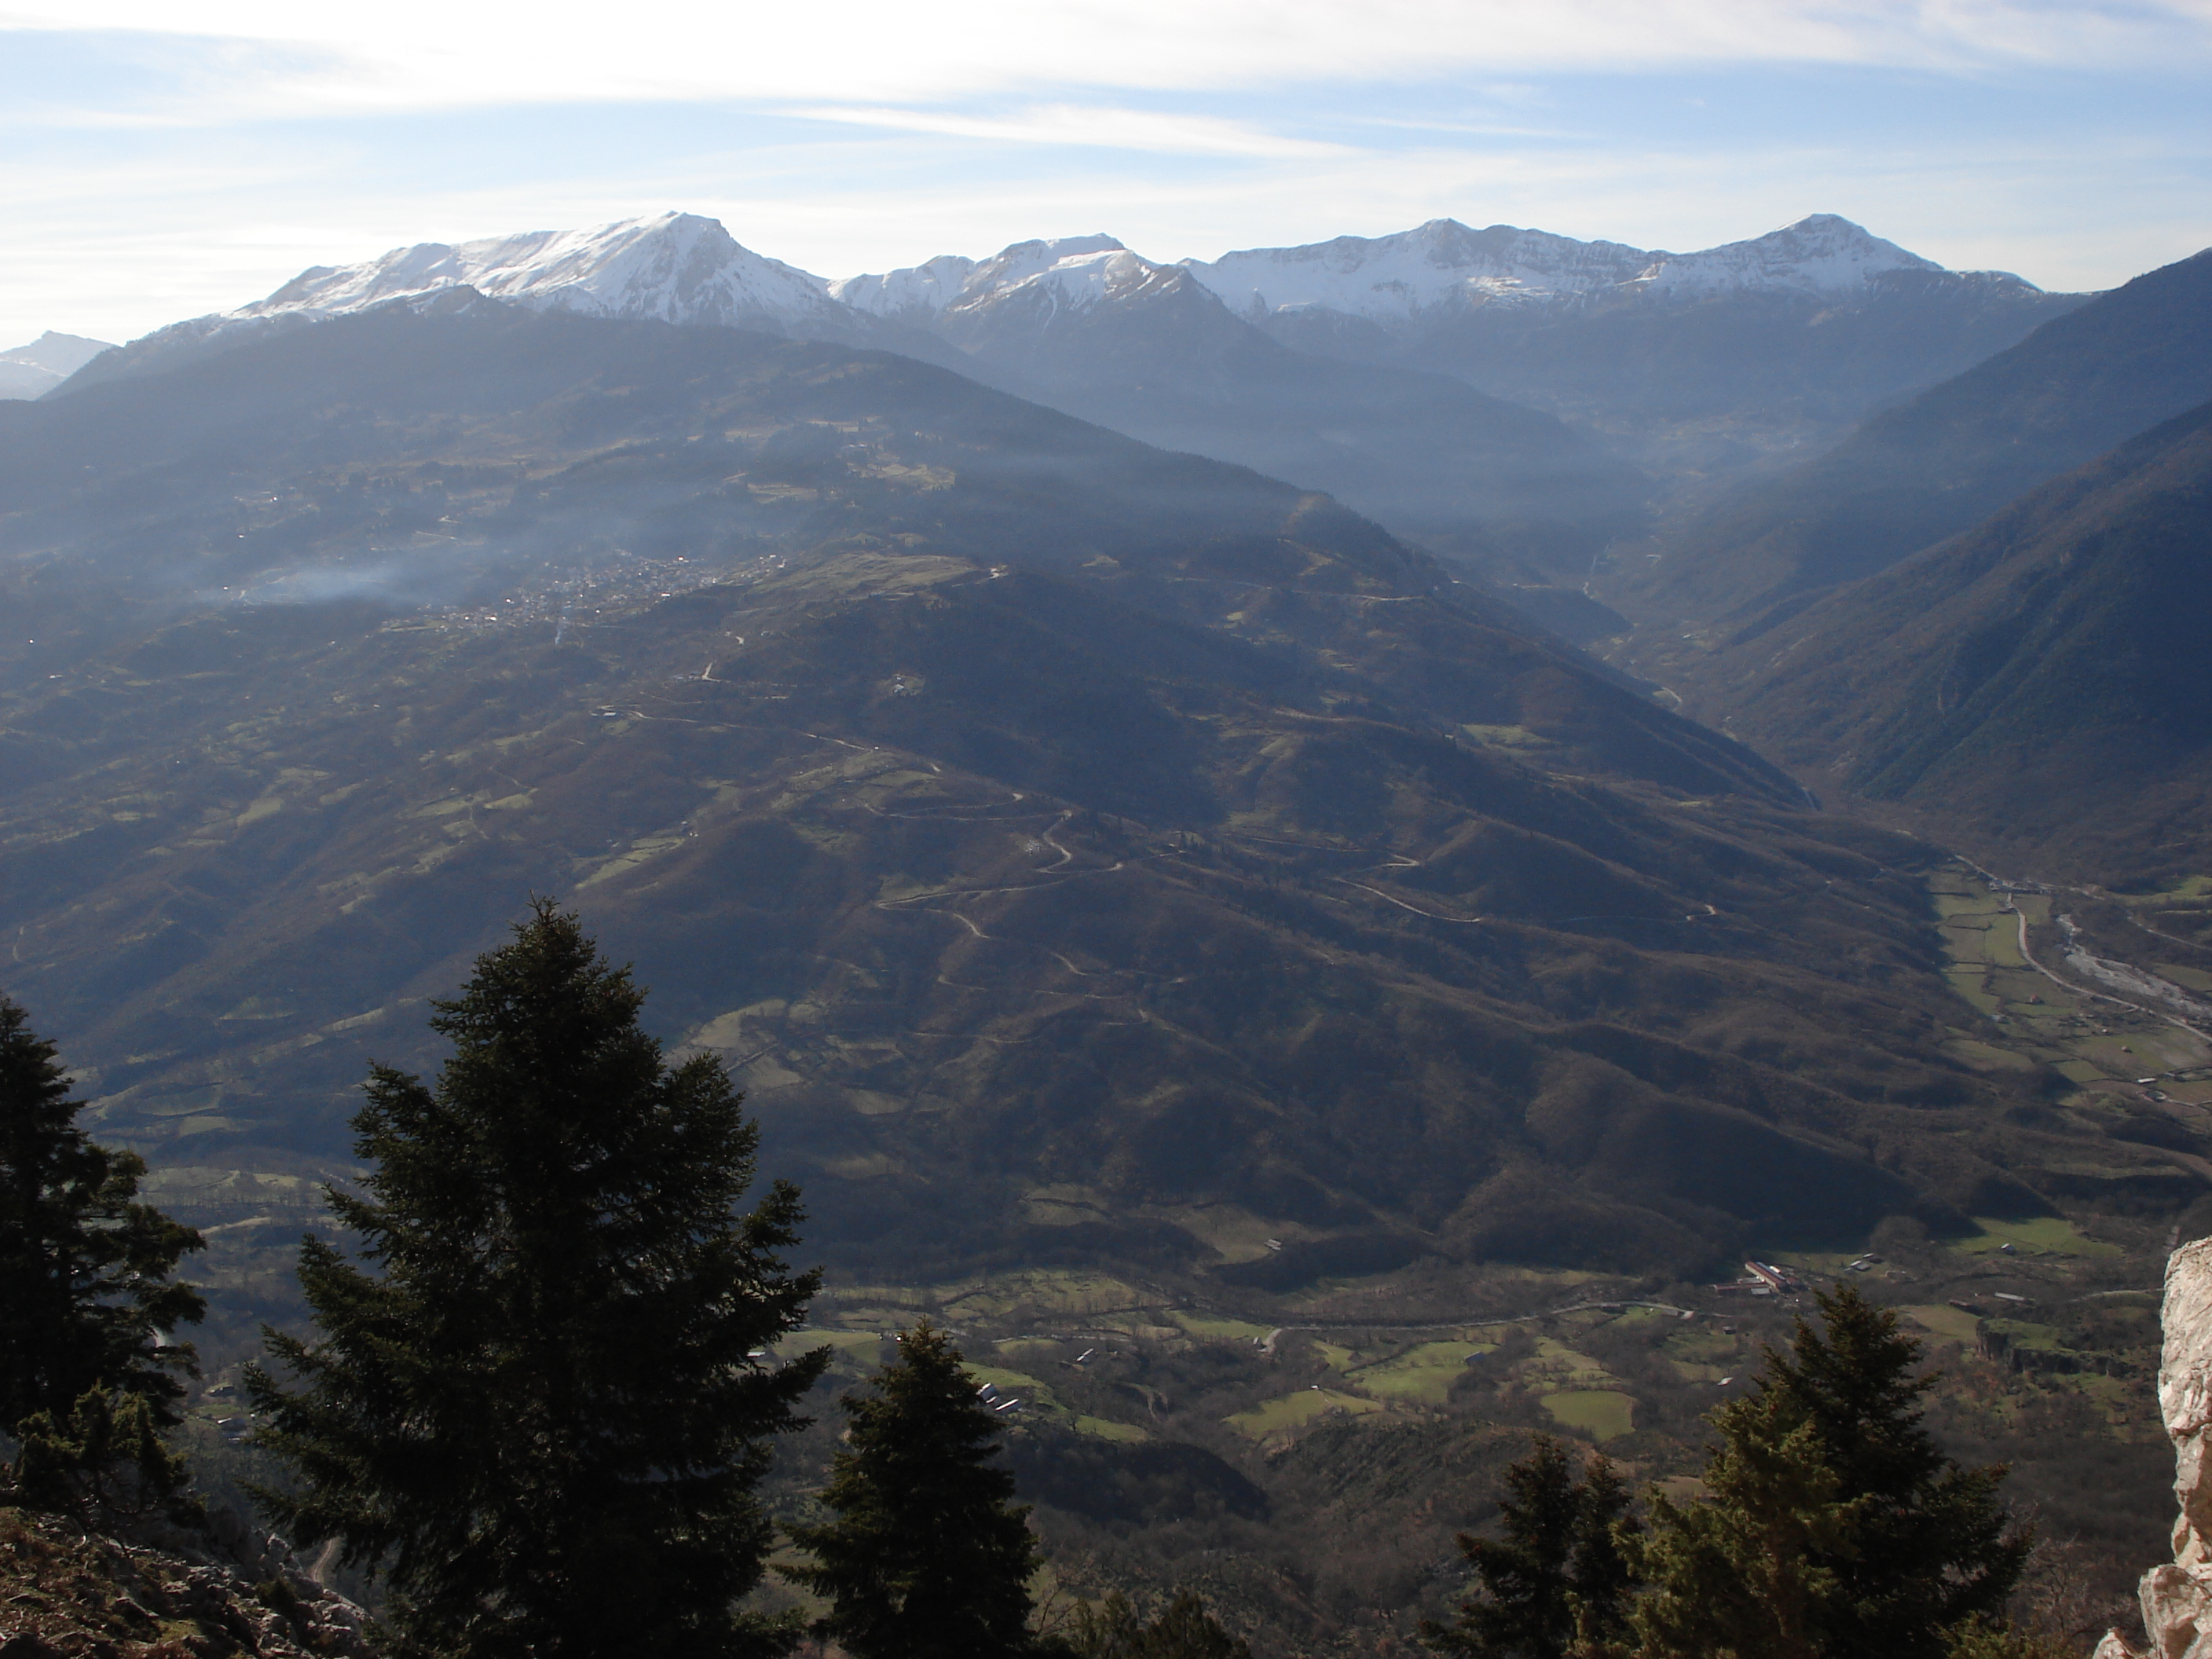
[1541,1390,1635,1441]
[1226,1389,1385,1440]
[1349,1341,1490,1404]
[1950,1216,2122,1258]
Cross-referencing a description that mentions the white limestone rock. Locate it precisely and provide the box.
[2101,1236,2212,1658]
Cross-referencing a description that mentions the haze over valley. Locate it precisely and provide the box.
[3,38,2210,1643]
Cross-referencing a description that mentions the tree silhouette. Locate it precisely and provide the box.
[249,903,826,1658]
[0,994,203,1436]
[786,1320,1044,1658]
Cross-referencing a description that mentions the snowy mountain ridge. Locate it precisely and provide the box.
[244,211,845,331]
[53,209,2053,406]
[830,234,1177,328]
[1182,214,1969,322]
[129,210,2028,349]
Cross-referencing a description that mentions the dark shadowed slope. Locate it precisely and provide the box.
[1621,247,2212,639]
[1685,400,2212,884]
[0,298,2144,1286]
[1261,262,2078,476]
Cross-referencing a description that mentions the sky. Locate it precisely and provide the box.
[3,0,2210,350]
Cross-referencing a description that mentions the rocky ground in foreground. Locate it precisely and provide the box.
[0,1505,369,1659]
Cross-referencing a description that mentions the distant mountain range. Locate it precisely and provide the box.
[1176,214,2082,461]
[75,210,2026,352]
[51,210,2083,621]
[1199,212,1952,308]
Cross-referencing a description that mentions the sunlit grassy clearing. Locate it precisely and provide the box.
[965,1364,1055,1411]
[1903,1304,1982,1343]
[1350,1341,1489,1403]
[1170,1310,1276,1342]
[1541,1390,1635,1441]
[1530,1338,1613,1387]
[1950,1216,2121,1257]
[1225,1390,1385,1439]
[825,1269,1158,1322]
[1154,1201,1306,1265]
[1074,1415,1149,1443]
[2119,875,2212,904]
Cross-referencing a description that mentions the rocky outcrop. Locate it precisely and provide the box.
[2097,1238,2212,1659]
[0,1503,372,1657]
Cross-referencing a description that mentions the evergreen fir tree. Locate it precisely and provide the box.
[1770,1286,2030,1654]
[1568,1452,1642,1655]
[13,1380,192,1525]
[0,994,203,1434]
[1629,1286,2030,1659]
[1424,1436,1637,1659]
[1626,1389,1861,1659]
[246,903,826,1659]
[785,1320,1045,1659]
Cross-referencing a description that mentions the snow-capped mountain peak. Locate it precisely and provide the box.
[1184,219,1654,319]
[835,234,1141,323]
[244,211,845,331]
[829,255,980,324]
[946,241,1193,324]
[1632,214,1940,298]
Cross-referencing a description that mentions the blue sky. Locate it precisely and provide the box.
[3,0,2209,347]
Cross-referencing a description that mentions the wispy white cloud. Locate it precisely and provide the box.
[1,1,2205,346]
[788,103,1351,159]
[5,106,2205,350]
[3,2,2210,123]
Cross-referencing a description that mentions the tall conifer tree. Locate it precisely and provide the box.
[247,903,826,1659]
[1423,1435,1639,1659]
[1629,1286,2028,1659]
[785,1320,1044,1659]
[0,994,203,1434]
[1768,1287,2028,1654]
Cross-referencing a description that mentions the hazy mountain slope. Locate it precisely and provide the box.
[1679,401,2212,884]
[64,213,1648,608]
[902,239,1651,582]
[1624,247,2212,635]
[0,298,2108,1283]
[0,331,113,400]
[1184,215,2080,468]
